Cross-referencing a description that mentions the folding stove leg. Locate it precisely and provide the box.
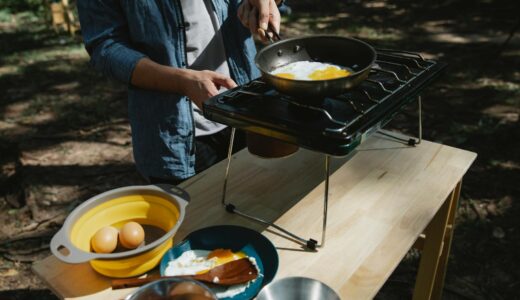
[377,95,423,146]
[417,95,423,145]
[318,154,330,249]
[221,128,330,250]
[221,127,236,207]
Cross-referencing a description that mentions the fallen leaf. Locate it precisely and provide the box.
[0,268,19,277]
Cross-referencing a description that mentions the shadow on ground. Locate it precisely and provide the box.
[0,289,58,300]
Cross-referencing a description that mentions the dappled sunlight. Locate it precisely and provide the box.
[0,119,34,137]
[0,15,140,257]
[0,65,21,76]
[476,77,520,92]
[22,184,87,206]
[417,51,446,60]
[501,49,520,57]
[20,140,133,167]
[418,19,520,44]
[351,26,403,41]
[21,111,56,126]
[283,12,405,41]
[482,104,519,124]
[440,76,520,92]
[2,45,87,66]
[3,100,32,119]
[490,159,520,170]
[0,18,83,64]
[428,31,519,44]
[0,53,127,143]
[50,81,80,92]
[363,1,395,9]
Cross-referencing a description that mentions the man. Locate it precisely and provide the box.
[77,0,282,184]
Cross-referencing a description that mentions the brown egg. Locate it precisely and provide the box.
[91,226,119,253]
[119,221,145,249]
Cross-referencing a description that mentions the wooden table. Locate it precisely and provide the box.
[33,131,476,300]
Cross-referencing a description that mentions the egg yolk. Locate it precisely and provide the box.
[308,66,351,80]
[275,73,295,79]
[207,248,246,267]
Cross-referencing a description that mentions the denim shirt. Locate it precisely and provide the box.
[77,0,260,181]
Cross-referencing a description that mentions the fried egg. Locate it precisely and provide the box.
[164,249,259,298]
[271,61,351,80]
[164,249,247,276]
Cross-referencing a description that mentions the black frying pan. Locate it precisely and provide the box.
[254,35,376,98]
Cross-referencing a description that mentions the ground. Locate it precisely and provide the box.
[0,0,519,299]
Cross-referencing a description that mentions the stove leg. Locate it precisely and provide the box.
[417,95,423,145]
[221,128,236,206]
[230,206,317,248]
[376,95,423,146]
[316,155,330,248]
[220,128,325,251]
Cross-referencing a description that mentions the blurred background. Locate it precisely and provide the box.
[0,0,518,299]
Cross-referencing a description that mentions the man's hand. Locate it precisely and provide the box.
[180,69,237,109]
[131,58,236,109]
[238,0,281,42]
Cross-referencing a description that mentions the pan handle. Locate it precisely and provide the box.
[263,22,282,43]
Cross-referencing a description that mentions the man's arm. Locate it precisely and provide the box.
[77,0,145,84]
[77,0,236,108]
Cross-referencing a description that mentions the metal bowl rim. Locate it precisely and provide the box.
[124,277,217,300]
[256,276,340,299]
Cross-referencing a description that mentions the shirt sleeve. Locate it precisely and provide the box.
[77,0,146,84]
[276,0,286,7]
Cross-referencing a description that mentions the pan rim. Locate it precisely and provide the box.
[254,34,376,84]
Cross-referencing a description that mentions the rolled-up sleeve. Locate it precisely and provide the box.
[77,0,146,84]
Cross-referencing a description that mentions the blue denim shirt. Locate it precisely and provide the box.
[77,0,260,180]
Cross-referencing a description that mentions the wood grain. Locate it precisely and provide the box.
[32,131,476,300]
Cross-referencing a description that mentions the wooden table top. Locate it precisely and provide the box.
[33,131,477,300]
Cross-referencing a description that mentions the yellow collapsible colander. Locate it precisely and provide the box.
[50,184,189,278]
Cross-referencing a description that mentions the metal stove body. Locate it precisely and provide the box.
[203,49,446,250]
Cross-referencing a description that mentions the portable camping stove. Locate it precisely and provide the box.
[203,49,447,250]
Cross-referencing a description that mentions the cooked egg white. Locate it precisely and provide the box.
[271,61,351,80]
[164,250,215,276]
[164,249,260,298]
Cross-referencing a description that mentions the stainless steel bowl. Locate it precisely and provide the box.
[125,278,217,300]
[256,277,340,300]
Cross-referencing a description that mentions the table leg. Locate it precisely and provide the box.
[412,180,462,300]
[430,180,462,299]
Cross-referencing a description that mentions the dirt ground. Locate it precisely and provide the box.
[1,0,519,299]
